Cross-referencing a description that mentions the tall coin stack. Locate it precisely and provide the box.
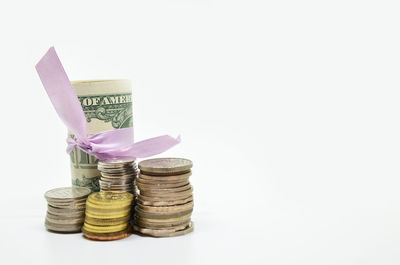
[97,159,138,194]
[44,187,91,233]
[82,191,134,241]
[133,158,194,237]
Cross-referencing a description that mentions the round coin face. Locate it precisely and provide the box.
[88,191,133,204]
[45,187,91,201]
[138,158,192,175]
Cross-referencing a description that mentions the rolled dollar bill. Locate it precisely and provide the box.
[69,80,133,192]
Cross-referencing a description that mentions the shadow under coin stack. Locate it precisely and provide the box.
[44,187,91,233]
[97,159,138,194]
[82,191,134,240]
[133,158,194,237]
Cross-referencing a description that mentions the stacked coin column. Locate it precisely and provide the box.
[44,187,91,233]
[133,158,194,237]
[82,192,134,241]
[97,159,138,195]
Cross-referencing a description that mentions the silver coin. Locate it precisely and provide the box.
[46,215,84,225]
[137,195,193,206]
[47,207,85,217]
[133,221,194,237]
[138,158,192,175]
[45,220,83,232]
[134,207,193,219]
[45,187,91,201]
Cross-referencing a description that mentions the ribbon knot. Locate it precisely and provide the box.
[67,137,93,155]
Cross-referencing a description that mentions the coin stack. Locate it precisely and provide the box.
[82,191,134,241]
[97,159,138,194]
[133,158,194,237]
[44,187,91,233]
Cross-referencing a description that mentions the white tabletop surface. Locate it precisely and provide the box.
[2,0,400,264]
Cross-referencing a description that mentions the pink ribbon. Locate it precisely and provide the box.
[35,47,180,161]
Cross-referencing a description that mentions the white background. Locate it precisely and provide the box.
[0,0,400,264]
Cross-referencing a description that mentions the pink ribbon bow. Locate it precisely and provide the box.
[35,47,180,160]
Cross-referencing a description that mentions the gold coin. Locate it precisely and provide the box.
[82,227,131,241]
[86,202,132,214]
[86,200,132,210]
[84,215,130,226]
[87,191,133,206]
[82,222,129,233]
[85,210,131,219]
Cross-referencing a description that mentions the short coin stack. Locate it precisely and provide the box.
[82,191,134,241]
[98,159,138,194]
[44,187,91,233]
[134,158,194,237]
